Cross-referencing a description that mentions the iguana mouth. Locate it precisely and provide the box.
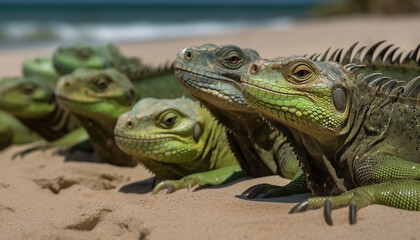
[55,94,103,105]
[241,82,316,103]
[175,68,249,109]
[114,134,176,142]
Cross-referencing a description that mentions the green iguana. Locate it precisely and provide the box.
[115,97,244,193]
[239,44,420,225]
[0,76,89,155]
[0,109,40,151]
[52,43,145,76]
[53,43,187,98]
[22,56,60,83]
[174,44,308,198]
[55,68,140,167]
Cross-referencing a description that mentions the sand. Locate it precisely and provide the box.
[1,15,420,240]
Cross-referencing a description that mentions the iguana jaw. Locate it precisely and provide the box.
[240,57,350,141]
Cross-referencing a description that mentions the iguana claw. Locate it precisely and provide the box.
[289,201,309,213]
[349,203,357,225]
[324,200,333,226]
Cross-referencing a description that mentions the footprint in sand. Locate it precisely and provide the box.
[31,169,130,194]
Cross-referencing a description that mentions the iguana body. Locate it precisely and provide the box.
[240,47,420,224]
[0,110,40,151]
[115,97,244,193]
[22,56,59,83]
[174,44,308,198]
[55,68,140,166]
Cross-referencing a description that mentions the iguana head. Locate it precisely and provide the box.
[115,98,210,163]
[0,76,55,118]
[174,43,260,112]
[241,56,352,140]
[52,43,129,75]
[55,68,140,120]
[22,56,60,83]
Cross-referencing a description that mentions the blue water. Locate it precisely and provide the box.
[0,3,314,48]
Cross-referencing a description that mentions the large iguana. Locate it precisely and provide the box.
[114,97,244,193]
[174,43,308,198]
[0,109,40,151]
[55,68,141,166]
[239,47,420,225]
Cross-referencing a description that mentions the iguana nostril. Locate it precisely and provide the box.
[250,63,259,75]
[64,81,71,87]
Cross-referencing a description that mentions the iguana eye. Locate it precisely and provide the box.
[94,77,110,90]
[22,84,35,95]
[159,111,179,128]
[222,50,243,69]
[228,55,240,65]
[77,49,92,61]
[292,64,312,82]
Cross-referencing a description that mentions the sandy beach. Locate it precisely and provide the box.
[1,15,420,240]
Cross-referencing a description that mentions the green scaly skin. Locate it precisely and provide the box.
[0,110,40,151]
[0,76,87,156]
[22,56,60,83]
[115,97,244,194]
[240,54,420,225]
[52,43,146,76]
[174,43,308,198]
[53,43,188,98]
[238,41,420,199]
[55,68,139,167]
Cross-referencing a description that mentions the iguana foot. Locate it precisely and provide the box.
[289,187,377,226]
[242,174,309,199]
[12,144,48,159]
[152,179,198,194]
[290,180,420,226]
[242,183,286,198]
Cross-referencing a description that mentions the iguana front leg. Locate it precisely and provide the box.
[12,128,91,159]
[242,172,309,198]
[152,164,246,194]
[290,153,420,225]
[290,179,420,225]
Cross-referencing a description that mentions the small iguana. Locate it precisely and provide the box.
[174,44,308,198]
[240,49,420,225]
[53,43,188,98]
[52,43,145,76]
[0,76,89,155]
[114,97,244,193]
[55,68,140,167]
[22,56,60,83]
[0,109,40,151]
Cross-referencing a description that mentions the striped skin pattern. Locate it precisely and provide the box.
[240,54,420,225]
[115,97,243,194]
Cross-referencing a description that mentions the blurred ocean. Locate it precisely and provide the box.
[0,3,314,49]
